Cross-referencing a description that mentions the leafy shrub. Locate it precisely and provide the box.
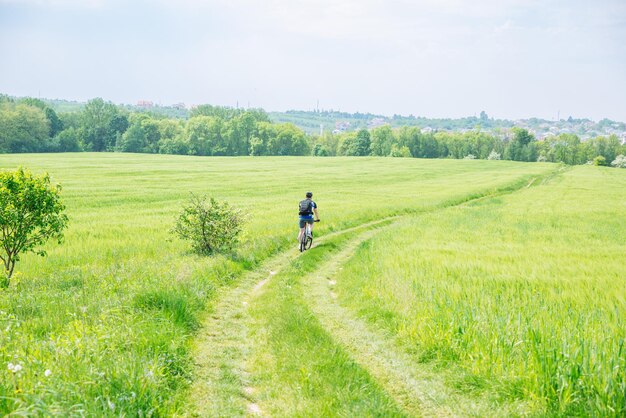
[389,145,411,158]
[611,155,626,168]
[463,154,476,160]
[593,156,607,166]
[537,155,548,162]
[313,143,330,157]
[488,150,501,160]
[172,194,243,255]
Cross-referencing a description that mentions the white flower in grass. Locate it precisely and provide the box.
[44,369,52,377]
[8,363,22,373]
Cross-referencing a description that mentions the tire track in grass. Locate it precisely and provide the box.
[299,170,570,416]
[187,168,562,416]
[246,230,409,417]
[302,225,498,417]
[187,250,292,417]
[187,217,399,417]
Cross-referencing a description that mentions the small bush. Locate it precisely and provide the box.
[463,154,476,160]
[488,150,501,160]
[172,194,243,255]
[537,155,548,163]
[389,145,412,158]
[611,155,626,168]
[593,156,607,166]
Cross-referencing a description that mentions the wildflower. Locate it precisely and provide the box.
[8,362,22,373]
[44,369,52,377]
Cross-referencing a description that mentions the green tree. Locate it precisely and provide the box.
[54,128,82,152]
[312,143,330,156]
[117,124,146,153]
[157,119,183,142]
[341,129,371,156]
[249,136,266,156]
[222,113,257,156]
[338,132,356,156]
[140,118,161,153]
[0,168,68,286]
[313,132,339,156]
[45,107,64,138]
[267,123,310,155]
[370,125,395,156]
[251,121,275,156]
[506,128,536,161]
[191,104,241,120]
[0,103,50,153]
[157,119,185,154]
[389,144,411,157]
[396,127,421,157]
[421,133,440,158]
[158,135,189,155]
[186,116,225,156]
[354,129,371,156]
[81,98,125,151]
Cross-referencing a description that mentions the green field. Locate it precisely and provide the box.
[0,153,624,416]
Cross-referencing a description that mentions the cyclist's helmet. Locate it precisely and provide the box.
[306,191,313,198]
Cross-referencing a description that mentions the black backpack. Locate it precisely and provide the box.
[298,199,313,216]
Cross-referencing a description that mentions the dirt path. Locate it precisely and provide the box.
[301,224,533,417]
[188,248,295,417]
[187,217,400,416]
[187,169,560,416]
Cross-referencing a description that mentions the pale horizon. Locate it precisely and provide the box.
[1,0,625,122]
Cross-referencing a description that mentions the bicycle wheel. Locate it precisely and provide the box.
[300,236,307,252]
[305,235,313,250]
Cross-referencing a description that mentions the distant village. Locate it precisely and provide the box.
[133,100,626,145]
[320,114,626,144]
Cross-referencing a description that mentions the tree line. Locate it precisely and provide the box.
[1,95,624,166]
[315,125,625,166]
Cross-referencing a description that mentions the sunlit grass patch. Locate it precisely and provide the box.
[0,153,554,415]
[334,166,626,416]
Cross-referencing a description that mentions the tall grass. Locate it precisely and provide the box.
[0,153,552,415]
[334,165,626,416]
[247,234,406,416]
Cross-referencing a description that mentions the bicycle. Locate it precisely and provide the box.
[300,219,320,252]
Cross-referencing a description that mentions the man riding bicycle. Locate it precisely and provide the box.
[298,191,319,244]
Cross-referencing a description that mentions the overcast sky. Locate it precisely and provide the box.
[1,0,625,121]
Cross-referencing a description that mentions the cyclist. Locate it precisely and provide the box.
[298,191,319,244]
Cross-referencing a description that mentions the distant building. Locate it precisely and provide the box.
[334,121,351,133]
[367,117,387,129]
[421,127,434,134]
[137,100,154,108]
[172,102,186,110]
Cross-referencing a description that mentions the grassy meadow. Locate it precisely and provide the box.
[334,166,626,416]
[0,152,623,416]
